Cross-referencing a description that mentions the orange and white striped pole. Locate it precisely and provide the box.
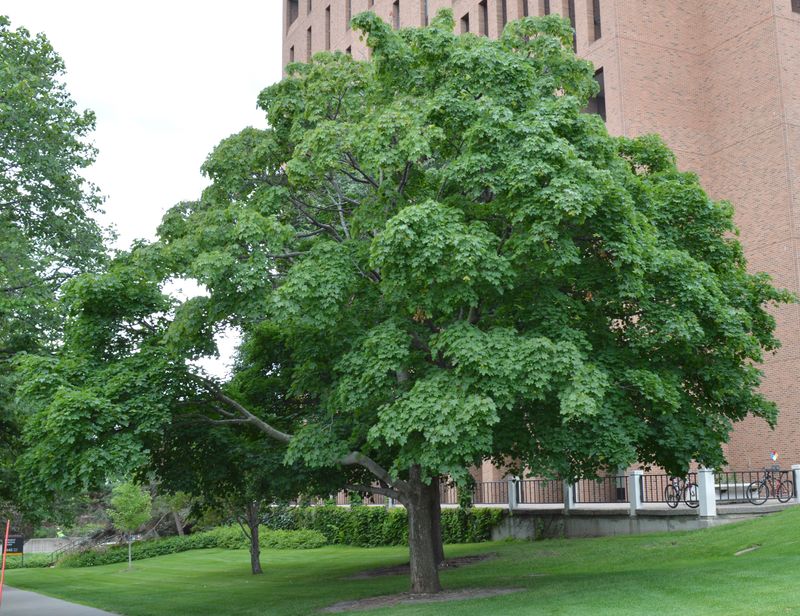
[0,519,10,608]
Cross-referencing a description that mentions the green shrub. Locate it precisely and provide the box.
[262,505,297,531]
[269,506,502,547]
[2,554,52,569]
[262,529,327,550]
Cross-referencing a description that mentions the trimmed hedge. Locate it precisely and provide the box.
[58,527,327,568]
[278,506,503,547]
[2,554,52,569]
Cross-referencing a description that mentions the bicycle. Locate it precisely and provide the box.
[747,467,794,505]
[664,476,699,509]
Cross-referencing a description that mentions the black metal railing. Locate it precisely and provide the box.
[471,480,509,505]
[573,476,628,503]
[639,473,698,504]
[716,468,795,504]
[440,481,459,505]
[517,478,564,505]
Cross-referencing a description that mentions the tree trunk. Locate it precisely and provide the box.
[127,537,132,570]
[172,511,184,536]
[247,501,263,575]
[428,478,445,567]
[406,466,442,594]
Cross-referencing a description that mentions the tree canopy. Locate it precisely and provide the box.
[1,15,108,514]
[14,11,792,592]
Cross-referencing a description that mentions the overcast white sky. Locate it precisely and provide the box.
[4,1,284,375]
[3,0,283,250]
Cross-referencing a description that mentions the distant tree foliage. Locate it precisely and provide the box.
[0,15,108,514]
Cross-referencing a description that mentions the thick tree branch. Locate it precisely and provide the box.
[338,451,408,493]
[398,161,412,194]
[344,484,401,500]
[343,152,380,189]
[188,374,293,443]
[266,251,306,259]
[212,389,293,443]
[187,374,406,497]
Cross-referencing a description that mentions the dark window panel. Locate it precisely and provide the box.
[567,0,576,51]
[288,0,299,27]
[325,5,331,49]
[585,68,606,121]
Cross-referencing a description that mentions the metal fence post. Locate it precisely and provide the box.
[507,476,517,512]
[628,470,643,517]
[563,480,575,513]
[697,467,717,517]
[793,464,800,503]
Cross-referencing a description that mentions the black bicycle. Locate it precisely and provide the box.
[664,476,699,509]
[747,467,794,505]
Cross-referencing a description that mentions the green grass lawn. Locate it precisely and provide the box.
[8,506,800,615]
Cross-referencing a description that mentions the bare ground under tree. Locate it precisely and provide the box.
[321,587,525,613]
[346,553,496,580]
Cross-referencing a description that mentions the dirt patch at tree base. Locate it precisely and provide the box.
[322,587,525,613]
[346,553,496,580]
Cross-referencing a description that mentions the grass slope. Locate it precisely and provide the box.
[7,506,800,615]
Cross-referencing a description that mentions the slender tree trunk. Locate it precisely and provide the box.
[127,537,132,570]
[406,466,442,594]
[172,511,184,536]
[428,478,445,567]
[247,502,263,575]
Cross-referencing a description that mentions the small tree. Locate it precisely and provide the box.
[108,483,151,570]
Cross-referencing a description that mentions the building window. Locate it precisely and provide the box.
[325,5,331,49]
[288,0,299,28]
[520,0,529,17]
[585,68,606,121]
[307,0,312,14]
[567,0,576,51]
[368,0,374,6]
[393,0,400,29]
[289,45,295,62]
[422,0,429,25]
[499,0,508,29]
[306,26,312,61]
[588,0,601,41]
[793,0,800,11]
[345,45,352,55]
[460,12,470,33]
[541,0,550,15]
[345,0,351,29]
[479,0,488,35]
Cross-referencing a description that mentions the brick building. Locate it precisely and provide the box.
[283,0,800,474]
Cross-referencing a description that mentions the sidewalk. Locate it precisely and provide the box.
[1,587,118,615]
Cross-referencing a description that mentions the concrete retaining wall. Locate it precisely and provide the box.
[491,508,769,541]
[23,538,72,554]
